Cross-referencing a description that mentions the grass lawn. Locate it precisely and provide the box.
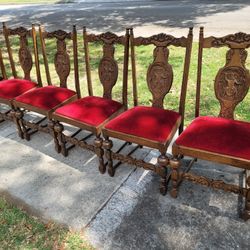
[0,0,72,5]
[0,197,93,249]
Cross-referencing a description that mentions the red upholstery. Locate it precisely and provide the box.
[15,86,76,110]
[0,79,37,100]
[105,106,181,143]
[54,96,123,127]
[175,116,250,160]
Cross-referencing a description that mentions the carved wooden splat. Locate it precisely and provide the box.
[18,34,33,80]
[98,44,118,99]
[54,39,70,88]
[146,46,173,108]
[215,48,250,119]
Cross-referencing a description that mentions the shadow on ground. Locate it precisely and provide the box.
[0,0,249,32]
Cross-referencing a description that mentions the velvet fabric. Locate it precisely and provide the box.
[175,116,250,160]
[54,96,123,126]
[15,85,76,110]
[0,79,37,100]
[105,106,181,143]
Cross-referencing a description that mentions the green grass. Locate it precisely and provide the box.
[0,197,93,249]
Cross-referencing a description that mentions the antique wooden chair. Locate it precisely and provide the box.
[102,28,193,194]
[0,23,41,128]
[51,27,130,172]
[12,25,80,141]
[170,27,250,220]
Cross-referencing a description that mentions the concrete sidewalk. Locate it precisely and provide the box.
[0,1,249,38]
[0,110,249,249]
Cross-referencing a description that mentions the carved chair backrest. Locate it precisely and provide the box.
[130,28,193,132]
[83,27,130,107]
[195,27,250,120]
[2,23,41,84]
[39,25,80,97]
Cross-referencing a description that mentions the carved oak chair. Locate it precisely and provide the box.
[170,27,250,220]
[0,23,41,127]
[51,27,130,171]
[102,28,193,194]
[12,25,80,141]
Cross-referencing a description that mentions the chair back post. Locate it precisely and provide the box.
[31,24,42,87]
[130,28,138,106]
[72,25,81,98]
[83,26,93,96]
[0,46,7,79]
[195,27,204,118]
[39,25,51,86]
[122,28,130,108]
[3,22,17,78]
[178,27,193,134]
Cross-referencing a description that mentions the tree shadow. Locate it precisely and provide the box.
[0,1,249,33]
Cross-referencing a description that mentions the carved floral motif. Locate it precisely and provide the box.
[182,172,247,196]
[98,44,118,99]
[19,36,32,80]
[9,27,30,37]
[87,32,124,45]
[133,33,187,47]
[46,30,71,40]
[111,152,156,171]
[147,46,173,108]
[212,32,250,47]
[54,39,70,87]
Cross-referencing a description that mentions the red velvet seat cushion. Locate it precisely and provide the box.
[175,116,250,160]
[0,79,37,100]
[105,106,181,143]
[54,96,123,127]
[15,85,76,110]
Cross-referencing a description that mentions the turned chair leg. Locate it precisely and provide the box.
[94,135,105,174]
[157,153,169,195]
[48,120,61,153]
[54,122,67,156]
[170,157,181,198]
[241,176,250,221]
[11,108,24,139]
[103,136,114,176]
[17,108,30,141]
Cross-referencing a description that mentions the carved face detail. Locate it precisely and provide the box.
[18,36,32,78]
[54,49,70,87]
[147,63,172,96]
[146,46,173,108]
[98,43,118,99]
[99,59,116,83]
[216,67,248,102]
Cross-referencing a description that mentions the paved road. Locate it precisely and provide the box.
[0,0,250,38]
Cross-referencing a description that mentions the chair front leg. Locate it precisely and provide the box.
[54,122,67,156]
[170,157,181,198]
[103,136,114,176]
[157,153,169,195]
[0,113,4,123]
[11,108,24,139]
[94,135,105,174]
[17,108,30,141]
[241,176,250,221]
[48,120,61,153]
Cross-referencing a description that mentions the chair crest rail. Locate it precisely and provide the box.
[132,33,188,47]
